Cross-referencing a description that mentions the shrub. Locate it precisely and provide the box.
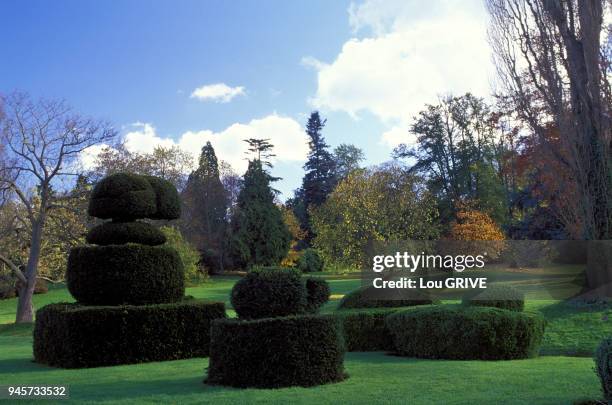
[143,176,181,220]
[33,300,226,368]
[160,226,205,283]
[462,284,525,312]
[88,173,157,220]
[230,267,307,319]
[336,309,396,351]
[595,337,612,401]
[86,221,166,246]
[338,287,437,309]
[206,315,346,388]
[305,277,330,312]
[297,249,324,273]
[386,305,546,360]
[66,245,184,305]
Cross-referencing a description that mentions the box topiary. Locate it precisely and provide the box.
[206,315,346,388]
[595,337,612,401]
[230,267,329,319]
[34,173,225,368]
[462,284,525,312]
[338,286,438,309]
[66,245,184,305]
[386,305,546,360]
[335,309,397,351]
[34,301,226,368]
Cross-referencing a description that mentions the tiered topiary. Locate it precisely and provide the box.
[33,173,226,368]
[207,266,346,388]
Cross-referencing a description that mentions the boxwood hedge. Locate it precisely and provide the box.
[88,173,157,221]
[386,305,546,360]
[462,284,525,312]
[33,300,226,368]
[143,175,181,220]
[338,287,438,309]
[86,221,167,246]
[66,245,184,305]
[336,309,397,352]
[206,315,346,388]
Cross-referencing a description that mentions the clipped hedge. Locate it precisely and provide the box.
[595,337,612,401]
[86,221,166,246]
[230,267,329,319]
[33,300,226,368]
[386,305,546,360]
[336,309,396,352]
[66,245,184,305]
[206,315,346,388]
[143,175,181,220]
[88,173,157,220]
[462,284,525,312]
[338,287,438,309]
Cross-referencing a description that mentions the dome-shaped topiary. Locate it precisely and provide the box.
[143,176,181,220]
[462,284,525,312]
[86,221,167,246]
[338,287,438,309]
[88,173,157,220]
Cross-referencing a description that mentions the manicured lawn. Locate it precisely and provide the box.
[0,270,609,404]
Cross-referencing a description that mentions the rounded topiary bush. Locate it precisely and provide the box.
[88,173,157,220]
[297,249,324,273]
[338,287,438,309]
[230,267,307,319]
[386,305,546,360]
[86,221,167,246]
[207,315,346,388]
[66,245,184,305]
[305,277,330,312]
[462,284,525,312]
[143,176,181,220]
[595,337,612,401]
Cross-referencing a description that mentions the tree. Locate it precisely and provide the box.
[487,0,611,240]
[311,163,440,269]
[297,111,337,243]
[181,142,229,273]
[447,208,506,260]
[230,159,290,268]
[243,138,276,167]
[334,143,365,179]
[0,92,116,322]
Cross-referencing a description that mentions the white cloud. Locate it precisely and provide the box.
[190,83,246,103]
[309,0,492,146]
[380,126,417,148]
[82,114,308,177]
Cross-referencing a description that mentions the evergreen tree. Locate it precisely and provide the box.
[231,159,291,268]
[297,111,337,243]
[181,142,229,272]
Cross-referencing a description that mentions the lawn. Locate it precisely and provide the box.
[0,269,609,404]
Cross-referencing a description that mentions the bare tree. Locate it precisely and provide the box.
[0,92,116,322]
[487,0,612,240]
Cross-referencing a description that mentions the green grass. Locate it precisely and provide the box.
[0,270,609,404]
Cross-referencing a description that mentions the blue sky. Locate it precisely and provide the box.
[0,0,492,198]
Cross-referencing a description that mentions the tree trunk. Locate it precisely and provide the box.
[15,219,44,323]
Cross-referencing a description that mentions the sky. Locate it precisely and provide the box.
[0,0,494,198]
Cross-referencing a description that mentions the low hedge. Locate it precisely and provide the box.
[386,305,546,360]
[33,300,226,368]
[88,173,157,221]
[338,287,438,309]
[336,309,396,351]
[66,245,184,305]
[230,267,329,319]
[86,221,167,246]
[206,315,346,388]
[462,284,525,312]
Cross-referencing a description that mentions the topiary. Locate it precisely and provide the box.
[595,337,612,401]
[386,305,546,360]
[88,173,157,221]
[297,248,324,273]
[86,221,166,246]
[462,284,525,312]
[305,277,330,312]
[142,176,181,220]
[66,245,184,305]
[338,287,438,309]
[207,315,346,388]
[230,267,307,319]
